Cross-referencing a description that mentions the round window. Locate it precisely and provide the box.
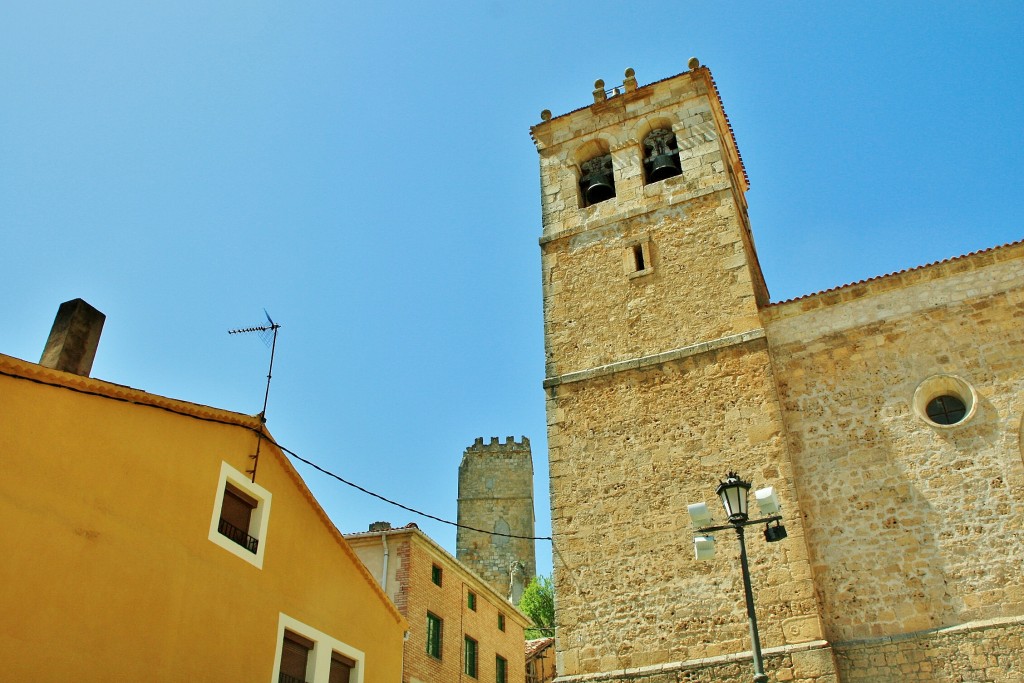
[913,375,977,428]
[925,395,967,425]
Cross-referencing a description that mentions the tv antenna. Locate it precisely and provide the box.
[229,310,281,481]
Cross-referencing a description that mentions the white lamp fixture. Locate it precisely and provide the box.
[754,487,780,516]
[694,535,716,561]
[687,502,713,528]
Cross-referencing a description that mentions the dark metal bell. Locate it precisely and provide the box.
[583,173,616,204]
[646,152,682,183]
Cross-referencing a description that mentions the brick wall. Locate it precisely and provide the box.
[403,535,527,683]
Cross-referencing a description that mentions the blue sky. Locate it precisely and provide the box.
[3,2,1022,578]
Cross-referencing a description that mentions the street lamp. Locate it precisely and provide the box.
[688,472,786,683]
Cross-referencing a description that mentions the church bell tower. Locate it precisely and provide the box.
[532,61,831,680]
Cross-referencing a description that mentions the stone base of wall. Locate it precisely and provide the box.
[554,641,838,683]
[834,615,1024,683]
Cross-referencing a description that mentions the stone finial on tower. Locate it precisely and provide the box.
[39,298,105,377]
[623,67,637,92]
[592,79,607,103]
[688,56,701,70]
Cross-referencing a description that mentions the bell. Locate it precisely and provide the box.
[582,173,616,205]
[646,152,682,183]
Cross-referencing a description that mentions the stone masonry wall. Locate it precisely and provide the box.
[547,340,826,677]
[457,437,536,598]
[764,245,1024,645]
[834,616,1024,682]
[541,192,764,380]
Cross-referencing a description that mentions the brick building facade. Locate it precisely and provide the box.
[346,523,532,683]
[531,62,1024,682]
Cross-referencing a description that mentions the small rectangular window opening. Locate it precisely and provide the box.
[496,655,508,683]
[464,636,478,678]
[467,591,477,611]
[219,483,259,553]
[329,651,356,683]
[431,564,443,587]
[497,613,506,632]
[280,631,312,683]
[632,244,646,272]
[426,613,443,659]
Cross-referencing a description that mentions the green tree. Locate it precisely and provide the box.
[518,575,555,639]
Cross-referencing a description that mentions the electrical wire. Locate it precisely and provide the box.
[268,436,553,542]
[0,366,554,542]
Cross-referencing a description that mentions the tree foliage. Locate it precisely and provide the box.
[518,575,555,638]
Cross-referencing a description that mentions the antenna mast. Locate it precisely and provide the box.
[228,310,281,482]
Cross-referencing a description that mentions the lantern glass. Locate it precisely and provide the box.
[716,472,751,522]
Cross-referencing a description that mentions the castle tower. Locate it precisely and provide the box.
[532,63,833,680]
[456,436,536,602]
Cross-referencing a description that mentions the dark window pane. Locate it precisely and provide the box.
[926,395,967,425]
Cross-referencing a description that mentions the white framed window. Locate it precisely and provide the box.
[271,613,365,683]
[208,461,272,568]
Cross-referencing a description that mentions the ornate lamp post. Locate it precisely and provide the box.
[688,472,787,683]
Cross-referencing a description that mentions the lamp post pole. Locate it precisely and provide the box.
[735,524,768,683]
[690,472,785,683]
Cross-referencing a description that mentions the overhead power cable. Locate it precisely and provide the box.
[268,437,553,542]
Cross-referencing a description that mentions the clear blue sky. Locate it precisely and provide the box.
[3,2,1022,578]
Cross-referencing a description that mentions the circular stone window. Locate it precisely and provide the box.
[913,375,977,428]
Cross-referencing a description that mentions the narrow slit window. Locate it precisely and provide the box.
[625,241,653,277]
[632,244,646,272]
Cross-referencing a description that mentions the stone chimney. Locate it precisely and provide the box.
[39,299,105,377]
[368,521,392,532]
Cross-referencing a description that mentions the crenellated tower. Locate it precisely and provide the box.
[532,61,832,681]
[456,436,536,602]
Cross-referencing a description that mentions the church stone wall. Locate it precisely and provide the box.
[547,340,824,677]
[764,244,1024,645]
[834,616,1024,683]
[533,62,1022,683]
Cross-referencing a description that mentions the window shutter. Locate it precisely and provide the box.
[329,652,356,683]
[221,486,256,532]
[280,631,312,682]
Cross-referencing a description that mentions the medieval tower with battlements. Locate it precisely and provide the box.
[532,61,1024,683]
[456,436,537,602]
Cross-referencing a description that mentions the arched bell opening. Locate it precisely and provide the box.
[643,128,682,184]
[579,153,616,206]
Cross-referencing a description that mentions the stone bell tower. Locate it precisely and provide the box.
[532,61,833,681]
[456,436,536,602]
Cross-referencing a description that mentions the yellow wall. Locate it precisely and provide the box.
[0,355,405,680]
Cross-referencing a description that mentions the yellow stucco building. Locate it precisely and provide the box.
[0,300,406,681]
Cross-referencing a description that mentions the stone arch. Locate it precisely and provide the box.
[571,136,618,206]
[628,113,680,148]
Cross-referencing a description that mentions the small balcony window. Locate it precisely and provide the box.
[219,484,259,553]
